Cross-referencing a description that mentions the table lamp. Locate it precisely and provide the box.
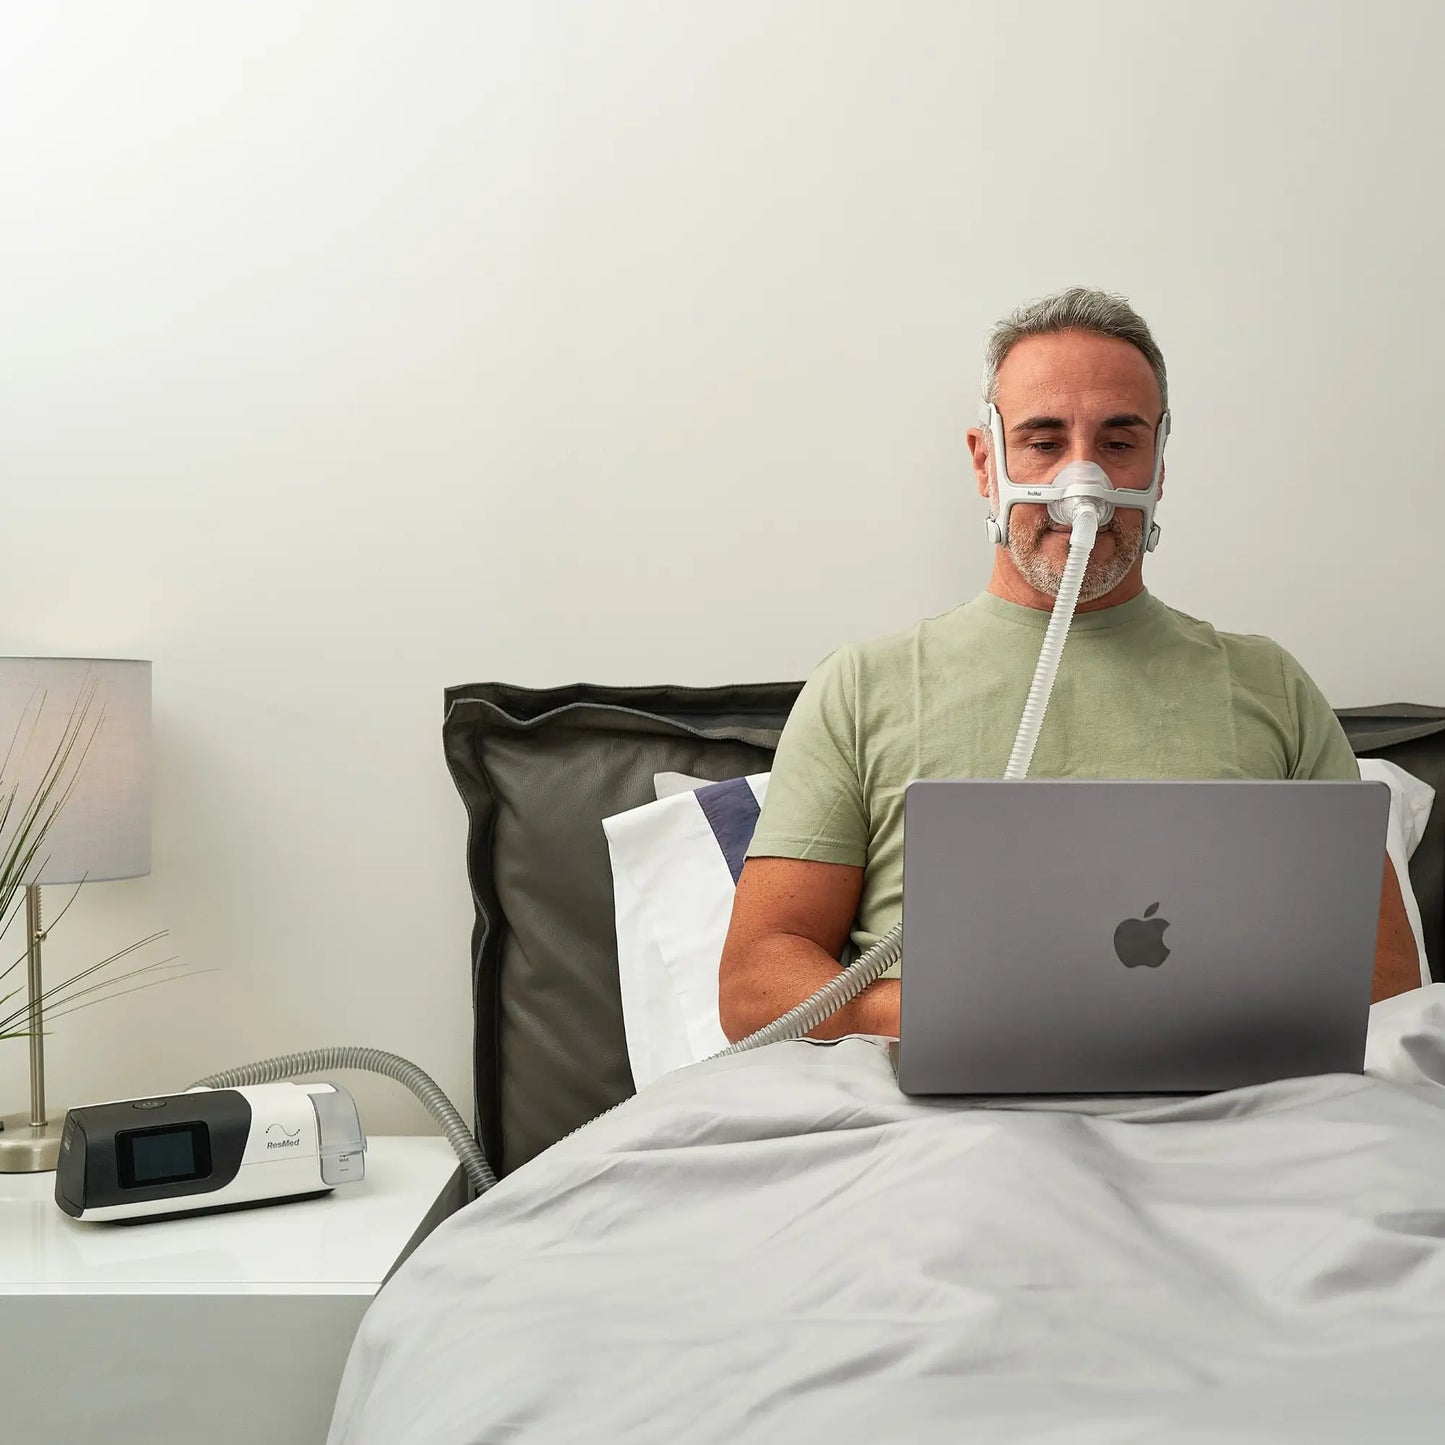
[0,657,151,1173]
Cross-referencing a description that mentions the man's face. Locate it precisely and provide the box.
[966,330,1165,603]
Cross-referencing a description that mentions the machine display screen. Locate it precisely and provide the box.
[117,1122,212,1188]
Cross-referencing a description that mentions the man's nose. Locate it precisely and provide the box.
[1045,436,1096,478]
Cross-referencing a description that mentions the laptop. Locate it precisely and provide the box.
[894,779,1390,1096]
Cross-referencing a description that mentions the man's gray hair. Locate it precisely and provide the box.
[980,287,1168,414]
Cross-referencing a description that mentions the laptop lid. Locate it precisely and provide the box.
[896,780,1390,1096]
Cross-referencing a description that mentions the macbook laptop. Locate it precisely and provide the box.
[894,779,1390,1096]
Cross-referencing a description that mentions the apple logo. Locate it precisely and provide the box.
[1113,902,1171,969]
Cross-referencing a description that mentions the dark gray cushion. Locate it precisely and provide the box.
[443,682,800,1176]
[445,685,1445,1177]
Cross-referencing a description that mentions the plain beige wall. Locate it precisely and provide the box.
[2,1,1441,1134]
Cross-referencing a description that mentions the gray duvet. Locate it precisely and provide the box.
[330,986,1445,1443]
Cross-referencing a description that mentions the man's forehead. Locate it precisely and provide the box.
[994,331,1161,416]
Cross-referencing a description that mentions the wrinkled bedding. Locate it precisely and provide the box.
[330,986,1445,1444]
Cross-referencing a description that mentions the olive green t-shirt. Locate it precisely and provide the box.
[746,590,1359,967]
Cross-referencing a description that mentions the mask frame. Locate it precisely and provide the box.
[982,403,1171,552]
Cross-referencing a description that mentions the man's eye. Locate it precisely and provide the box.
[1027,441,1061,453]
[1105,441,1134,452]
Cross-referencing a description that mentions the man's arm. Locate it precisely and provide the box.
[717,852,1415,1037]
[718,856,900,1043]
[1373,855,1421,1003]
[1278,651,1418,1001]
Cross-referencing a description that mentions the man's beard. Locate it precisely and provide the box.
[988,477,1145,603]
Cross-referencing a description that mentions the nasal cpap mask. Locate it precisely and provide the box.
[981,402,1171,552]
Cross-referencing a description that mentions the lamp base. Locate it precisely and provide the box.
[0,1115,64,1173]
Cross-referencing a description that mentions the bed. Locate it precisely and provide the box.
[327,685,1445,1444]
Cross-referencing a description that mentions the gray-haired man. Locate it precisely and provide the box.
[719,287,1418,1042]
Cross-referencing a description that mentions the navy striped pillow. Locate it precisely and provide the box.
[693,776,764,884]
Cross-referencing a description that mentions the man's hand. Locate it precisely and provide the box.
[1373,855,1420,1003]
[718,856,900,1042]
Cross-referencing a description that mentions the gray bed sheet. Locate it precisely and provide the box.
[330,987,1445,1444]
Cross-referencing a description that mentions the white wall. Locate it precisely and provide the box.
[3,1,1441,1134]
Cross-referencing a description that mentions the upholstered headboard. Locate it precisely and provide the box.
[444,685,1445,1177]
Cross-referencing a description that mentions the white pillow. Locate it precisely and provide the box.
[604,773,769,1088]
[1358,758,1435,985]
[608,853,696,1087]
[607,763,1436,1087]
[652,771,711,800]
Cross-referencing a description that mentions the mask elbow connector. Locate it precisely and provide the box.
[1064,504,1101,550]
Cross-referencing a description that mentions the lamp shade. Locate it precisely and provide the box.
[0,658,151,885]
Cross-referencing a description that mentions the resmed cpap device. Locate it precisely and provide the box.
[54,1081,365,1223]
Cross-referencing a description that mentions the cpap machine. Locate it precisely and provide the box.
[55,1082,366,1222]
[55,1047,496,1224]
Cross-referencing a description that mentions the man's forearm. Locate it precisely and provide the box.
[1373,855,1420,1003]
[721,932,901,1042]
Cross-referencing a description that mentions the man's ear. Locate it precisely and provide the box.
[965,427,991,500]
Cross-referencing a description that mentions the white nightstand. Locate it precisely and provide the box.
[0,1135,466,1445]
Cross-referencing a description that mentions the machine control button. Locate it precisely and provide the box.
[131,1099,168,1110]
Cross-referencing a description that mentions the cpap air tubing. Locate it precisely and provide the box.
[193,1045,497,1196]
[717,505,1103,1057]
[187,510,1102,1190]
[1002,507,1097,778]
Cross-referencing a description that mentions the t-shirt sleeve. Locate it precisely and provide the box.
[746,645,869,867]
[1281,648,1360,781]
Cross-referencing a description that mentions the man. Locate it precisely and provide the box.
[718,287,1419,1043]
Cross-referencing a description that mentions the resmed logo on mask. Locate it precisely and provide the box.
[1113,902,1171,969]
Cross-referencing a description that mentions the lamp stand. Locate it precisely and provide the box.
[0,886,64,1173]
